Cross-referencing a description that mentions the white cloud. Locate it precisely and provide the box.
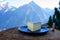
[0,0,59,9]
[33,0,59,9]
[6,0,32,8]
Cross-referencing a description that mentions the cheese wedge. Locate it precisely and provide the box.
[27,22,41,32]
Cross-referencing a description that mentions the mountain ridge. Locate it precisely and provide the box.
[0,1,54,30]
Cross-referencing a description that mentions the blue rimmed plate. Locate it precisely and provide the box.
[18,26,49,34]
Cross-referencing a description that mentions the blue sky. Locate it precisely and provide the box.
[0,0,59,9]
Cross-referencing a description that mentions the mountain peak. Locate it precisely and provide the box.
[29,1,36,5]
[29,1,41,8]
[29,1,35,3]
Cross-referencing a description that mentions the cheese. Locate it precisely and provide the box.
[27,22,41,32]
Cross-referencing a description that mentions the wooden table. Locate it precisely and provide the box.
[0,27,60,40]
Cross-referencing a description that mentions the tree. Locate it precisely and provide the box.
[47,16,53,28]
[54,8,60,19]
[54,8,60,30]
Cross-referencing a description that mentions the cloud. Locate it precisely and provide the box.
[33,0,59,9]
[5,0,32,8]
[0,0,59,9]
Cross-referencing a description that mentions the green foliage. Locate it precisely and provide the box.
[47,16,53,28]
[47,2,60,30]
[54,8,60,19]
[54,8,60,30]
[52,2,60,30]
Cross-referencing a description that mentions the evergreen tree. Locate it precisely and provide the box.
[54,8,60,19]
[54,7,60,30]
[47,16,53,28]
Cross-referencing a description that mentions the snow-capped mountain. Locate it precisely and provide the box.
[43,8,54,17]
[0,2,16,13]
[0,1,54,30]
[0,2,17,29]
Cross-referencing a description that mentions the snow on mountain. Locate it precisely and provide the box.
[28,1,48,24]
[0,1,16,13]
[43,8,54,17]
[0,2,17,29]
[0,1,54,30]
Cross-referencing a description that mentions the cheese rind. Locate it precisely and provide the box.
[27,22,41,32]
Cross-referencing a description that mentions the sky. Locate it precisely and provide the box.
[0,0,59,9]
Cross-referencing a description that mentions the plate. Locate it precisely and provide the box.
[18,26,48,34]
